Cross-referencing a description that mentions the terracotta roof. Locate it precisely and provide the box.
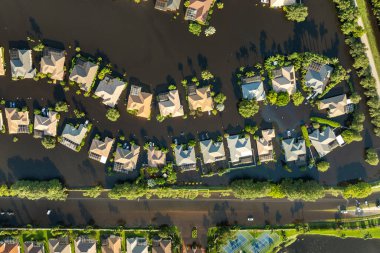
[89,137,114,164]
[101,236,121,253]
[127,85,153,119]
[256,129,275,162]
[184,0,213,23]
[0,241,19,253]
[74,237,96,253]
[188,86,213,112]
[152,239,172,253]
[158,90,184,117]
[147,147,166,167]
[48,237,71,253]
[113,144,140,172]
[40,48,65,81]
[34,111,58,137]
[5,108,30,134]
[24,242,44,253]
[69,59,98,92]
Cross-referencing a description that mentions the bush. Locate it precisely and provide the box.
[276,92,290,106]
[10,179,67,200]
[106,108,120,122]
[301,125,311,147]
[188,23,202,36]
[238,100,259,118]
[310,117,341,128]
[213,93,226,104]
[168,84,177,90]
[231,180,272,199]
[97,67,112,80]
[283,4,309,22]
[343,182,372,199]
[83,186,103,198]
[201,70,214,80]
[205,26,216,37]
[55,101,69,112]
[73,109,85,119]
[341,129,362,144]
[350,92,362,104]
[267,90,277,105]
[41,136,56,149]
[244,125,258,135]
[365,148,379,166]
[317,161,330,172]
[292,91,305,106]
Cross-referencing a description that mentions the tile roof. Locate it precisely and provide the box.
[126,238,148,253]
[24,242,44,253]
[184,0,214,23]
[309,127,338,157]
[199,139,226,164]
[40,47,66,81]
[147,147,166,167]
[318,94,350,118]
[152,239,172,253]
[174,145,197,170]
[5,108,30,134]
[101,236,121,253]
[155,0,182,11]
[127,85,153,119]
[158,90,184,118]
[256,129,275,162]
[272,66,296,95]
[74,238,96,253]
[0,240,19,253]
[95,76,126,108]
[34,111,58,137]
[69,59,98,92]
[226,135,253,164]
[241,76,266,101]
[89,137,114,164]
[48,237,71,253]
[282,138,306,162]
[9,49,36,79]
[270,0,296,7]
[188,86,214,112]
[114,144,140,172]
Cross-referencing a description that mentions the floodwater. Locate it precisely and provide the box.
[282,235,380,253]
[0,0,379,187]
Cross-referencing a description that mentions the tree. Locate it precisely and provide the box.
[317,161,330,172]
[292,91,305,106]
[55,101,69,112]
[276,92,290,106]
[204,26,216,37]
[188,23,202,36]
[350,92,362,104]
[41,136,56,149]
[201,70,214,80]
[279,179,325,201]
[83,186,103,198]
[97,67,112,80]
[231,180,272,199]
[238,100,259,118]
[10,180,67,200]
[343,182,372,199]
[283,4,309,22]
[74,109,85,119]
[213,93,226,104]
[365,148,379,166]
[168,84,177,90]
[342,129,362,144]
[106,108,120,122]
[267,90,278,105]
[244,125,258,135]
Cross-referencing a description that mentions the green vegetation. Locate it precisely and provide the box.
[106,108,120,122]
[317,161,330,172]
[97,66,112,80]
[82,185,103,198]
[310,117,341,128]
[300,125,311,147]
[292,91,305,106]
[283,4,309,22]
[350,92,362,104]
[32,42,45,52]
[213,92,226,104]
[238,99,259,118]
[73,109,85,119]
[365,148,379,166]
[267,90,278,105]
[12,137,18,142]
[188,22,202,36]
[343,182,372,199]
[276,92,290,106]
[201,70,214,80]
[244,124,258,135]
[168,84,177,90]
[0,179,67,200]
[342,129,363,144]
[41,136,56,149]
[55,101,69,112]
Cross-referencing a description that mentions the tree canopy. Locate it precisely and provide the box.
[238,100,259,118]
[283,4,309,22]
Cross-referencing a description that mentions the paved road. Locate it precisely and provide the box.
[2,195,378,247]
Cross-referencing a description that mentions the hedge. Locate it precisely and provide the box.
[310,117,341,128]
[301,125,311,147]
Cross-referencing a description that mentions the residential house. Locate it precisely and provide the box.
[40,47,65,81]
[95,76,125,108]
[113,144,140,172]
[226,135,253,165]
[101,235,121,253]
[155,0,181,11]
[48,237,71,253]
[126,238,148,253]
[9,49,36,79]
[174,144,197,171]
[271,66,296,95]
[89,137,114,164]
[184,0,214,23]
[0,47,5,76]
[241,76,266,101]
[256,129,276,163]
[147,146,166,167]
[158,90,184,118]
[282,138,306,163]
[309,127,339,157]
[126,85,153,119]
[318,94,353,118]
[5,108,30,134]
[69,59,98,92]
[60,123,88,151]
[152,238,172,253]
[0,239,19,253]
[74,237,96,253]
[33,111,58,138]
[270,0,296,8]
[188,85,213,112]
[24,242,44,253]
[305,62,333,95]
[199,139,226,164]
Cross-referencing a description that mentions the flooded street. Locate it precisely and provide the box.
[0,0,379,187]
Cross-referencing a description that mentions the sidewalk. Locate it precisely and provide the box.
[358,17,380,98]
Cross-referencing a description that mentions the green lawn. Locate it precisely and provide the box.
[357,0,380,81]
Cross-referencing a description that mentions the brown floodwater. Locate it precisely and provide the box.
[0,0,379,187]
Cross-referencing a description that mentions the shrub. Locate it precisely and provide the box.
[244,125,258,135]
[41,136,56,149]
[106,108,120,122]
[168,84,177,90]
[292,91,305,106]
[216,2,224,9]
[267,90,278,105]
[283,4,309,22]
[213,93,226,104]
[310,117,341,128]
[350,92,362,104]
[204,26,216,36]
[55,101,69,112]
[238,99,259,118]
[188,23,202,36]
[341,129,362,144]
[301,125,311,147]
[317,161,330,172]
[276,92,290,106]
[231,180,272,199]
[83,186,103,198]
[365,148,379,166]
[343,182,372,199]
[10,179,67,200]
[201,70,214,80]
[97,67,112,80]
[73,109,85,119]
